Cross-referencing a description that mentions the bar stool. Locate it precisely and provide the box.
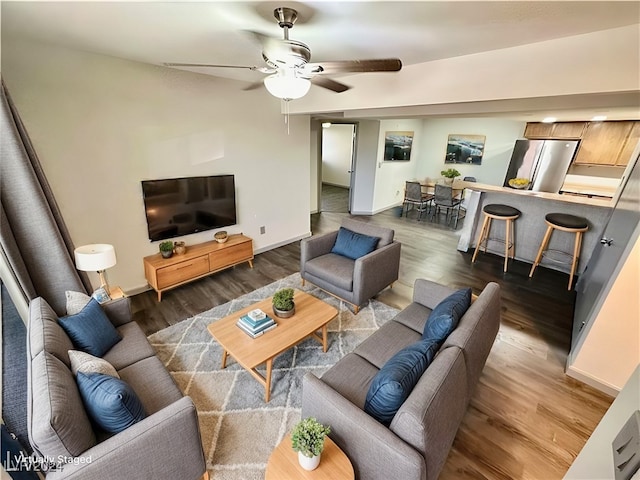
[529,213,589,290]
[472,204,521,272]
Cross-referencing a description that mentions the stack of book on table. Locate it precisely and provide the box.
[237,308,277,338]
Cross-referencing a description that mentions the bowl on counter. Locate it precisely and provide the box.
[508,178,530,190]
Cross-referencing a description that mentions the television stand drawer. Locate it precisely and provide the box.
[156,255,209,289]
[209,242,253,272]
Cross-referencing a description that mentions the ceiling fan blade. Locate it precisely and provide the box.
[163,63,274,74]
[304,58,402,75]
[311,77,351,93]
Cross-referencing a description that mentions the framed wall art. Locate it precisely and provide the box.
[383,131,414,161]
[444,134,486,165]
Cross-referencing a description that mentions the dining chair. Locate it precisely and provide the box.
[431,184,462,228]
[402,181,433,221]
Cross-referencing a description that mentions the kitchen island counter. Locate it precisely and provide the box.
[458,182,613,277]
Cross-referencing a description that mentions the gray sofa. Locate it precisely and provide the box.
[27,296,207,479]
[300,218,401,313]
[302,279,501,480]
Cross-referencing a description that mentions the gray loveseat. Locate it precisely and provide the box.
[27,296,207,479]
[302,279,501,480]
[300,218,401,313]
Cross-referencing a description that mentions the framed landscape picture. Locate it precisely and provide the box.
[444,134,486,165]
[384,131,414,161]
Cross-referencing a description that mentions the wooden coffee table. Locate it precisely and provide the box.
[265,434,354,480]
[207,290,338,402]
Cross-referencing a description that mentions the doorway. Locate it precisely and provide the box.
[320,123,356,213]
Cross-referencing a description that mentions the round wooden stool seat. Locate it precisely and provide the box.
[472,204,522,272]
[529,213,589,290]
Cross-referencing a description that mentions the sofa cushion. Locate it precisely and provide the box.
[320,352,380,408]
[28,297,74,367]
[69,350,119,378]
[422,288,472,344]
[331,227,380,260]
[354,320,422,369]
[103,322,157,371]
[65,290,91,315]
[59,299,122,357]
[77,372,147,434]
[341,218,395,248]
[304,253,355,292]
[118,356,183,415]
[364,339,440,426]
[29,352,96,458]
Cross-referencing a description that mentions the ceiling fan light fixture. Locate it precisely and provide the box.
[263,73,311,100]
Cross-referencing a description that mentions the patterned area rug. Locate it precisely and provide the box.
[148,273,399,480]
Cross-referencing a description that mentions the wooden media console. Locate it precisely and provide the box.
[143,234,254,301]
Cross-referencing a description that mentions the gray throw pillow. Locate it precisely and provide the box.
[69,350,119,378]
[65,291,92,315]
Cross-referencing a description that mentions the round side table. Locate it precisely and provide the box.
[265,434,355,480]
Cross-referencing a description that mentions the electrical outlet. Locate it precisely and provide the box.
[260,226,266,234]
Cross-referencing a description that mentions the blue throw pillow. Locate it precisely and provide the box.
[422,288,472,343]
[331,227,380,260]
[364,339,440,426]
[59,298,121,357]
[76,372,147,433]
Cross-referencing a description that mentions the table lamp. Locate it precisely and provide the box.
[74,244,117,293]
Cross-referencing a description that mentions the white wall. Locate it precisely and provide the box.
[569,232,640,392]
[3,38,311,292]
[351,120,380,215]
[415,118,525,185]
[373,120,423,213]
[321,124,353,188]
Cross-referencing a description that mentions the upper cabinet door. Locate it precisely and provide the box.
[617,122,640,167]
[524,123,553,138]
[524,122,587,139]
[550,122,587,139]
[573,121,635,166]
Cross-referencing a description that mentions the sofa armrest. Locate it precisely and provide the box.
[102,297,133,328]
[300,231,339,268]
[47,396,206,480]
[353,241,401,303]
[411,279,457,310]
[302,373,425,480]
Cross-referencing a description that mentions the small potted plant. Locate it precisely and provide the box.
[440,168,461,185]
[272,288,295,318]
[291,417,331,471]
[159,241,174,259]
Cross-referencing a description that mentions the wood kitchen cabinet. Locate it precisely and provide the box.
[573,121,636,166]
[616,122,640,167]
[524,122,586,139]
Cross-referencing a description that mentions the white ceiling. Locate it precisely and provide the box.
[3,1,640,120]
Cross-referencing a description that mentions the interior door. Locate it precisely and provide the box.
[570,153,640,357]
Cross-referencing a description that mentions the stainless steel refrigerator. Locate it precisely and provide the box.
[503,139,580,193]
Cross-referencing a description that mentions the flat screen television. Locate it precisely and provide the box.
[141,175,237,241]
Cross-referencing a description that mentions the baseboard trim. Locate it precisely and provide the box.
[566,365,620,397]
[254,232,311,255]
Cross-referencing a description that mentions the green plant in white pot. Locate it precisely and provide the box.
[291,417,331,471]
[440,168,461,185]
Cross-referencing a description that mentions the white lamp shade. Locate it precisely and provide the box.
[263,73,311,100]
[74,244,117,271]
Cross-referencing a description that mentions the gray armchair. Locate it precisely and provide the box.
[300,218,401,313]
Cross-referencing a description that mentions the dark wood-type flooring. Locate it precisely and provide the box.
[130,191,613,479]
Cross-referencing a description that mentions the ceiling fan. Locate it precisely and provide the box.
[164,7,402,100]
